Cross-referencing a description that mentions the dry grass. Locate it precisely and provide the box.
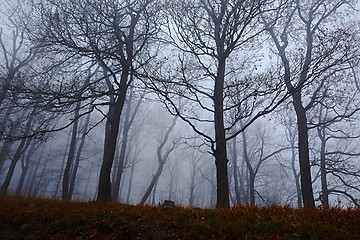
[0,196,359,239]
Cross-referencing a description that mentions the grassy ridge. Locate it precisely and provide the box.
[0,197,359,239]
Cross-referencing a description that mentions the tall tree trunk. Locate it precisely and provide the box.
[112,93,132,201]
[97,70,129,202]
[0,158,17,195]
[264,15,316,208]
[213,58,230,209]
[189,150,199,206]
[249,172,255,206]
[293,94,315,208]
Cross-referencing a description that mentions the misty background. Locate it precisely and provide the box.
[0,0,359,209]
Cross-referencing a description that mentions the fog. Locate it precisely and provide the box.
[0,0,360,209]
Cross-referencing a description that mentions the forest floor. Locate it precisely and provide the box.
[0,196,360,239]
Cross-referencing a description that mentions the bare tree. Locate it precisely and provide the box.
[62,69,96,200]
[261,0,359,207]
[139,116,179,205]
[276,109,303,208]
[0,105,36,195]
[0,1,40,111]
[147,0,286,208]
[311,85,360,207]
[236,120,292,206]
[32,0,161,202]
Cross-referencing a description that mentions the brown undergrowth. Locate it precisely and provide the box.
[0,196,359,239]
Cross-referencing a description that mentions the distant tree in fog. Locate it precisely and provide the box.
[0,1,60,196]
[139,116,179,205]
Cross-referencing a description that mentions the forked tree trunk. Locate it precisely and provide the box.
[97,70,129,202]
[139,117,177,205]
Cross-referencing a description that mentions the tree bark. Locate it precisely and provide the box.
[213,56,230,209]
[293,94,315,208]
[97,70,129,202]
[112,88,142,201]
[0,109,35,196]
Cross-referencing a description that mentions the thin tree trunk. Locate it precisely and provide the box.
[33,154,49,197]
[240,120,255,206]
[317,126,329,208]
[264,16,316,208]
[62,102,80,200]
[139,117,177,205]
[0,107,14,170]
[16,164,29,196]
[0,109,35,196]
[125,163,135,204]
[16,142,38,196]
[231,136,241,205]
[140,162,165,205]
[25,152,42,197]
[54,142,68,198]
[69,111,91,199]
[290,135,302,208]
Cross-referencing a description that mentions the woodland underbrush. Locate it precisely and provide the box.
[0,196,359,239]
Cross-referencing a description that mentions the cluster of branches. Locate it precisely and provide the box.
[0,0,359,208]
